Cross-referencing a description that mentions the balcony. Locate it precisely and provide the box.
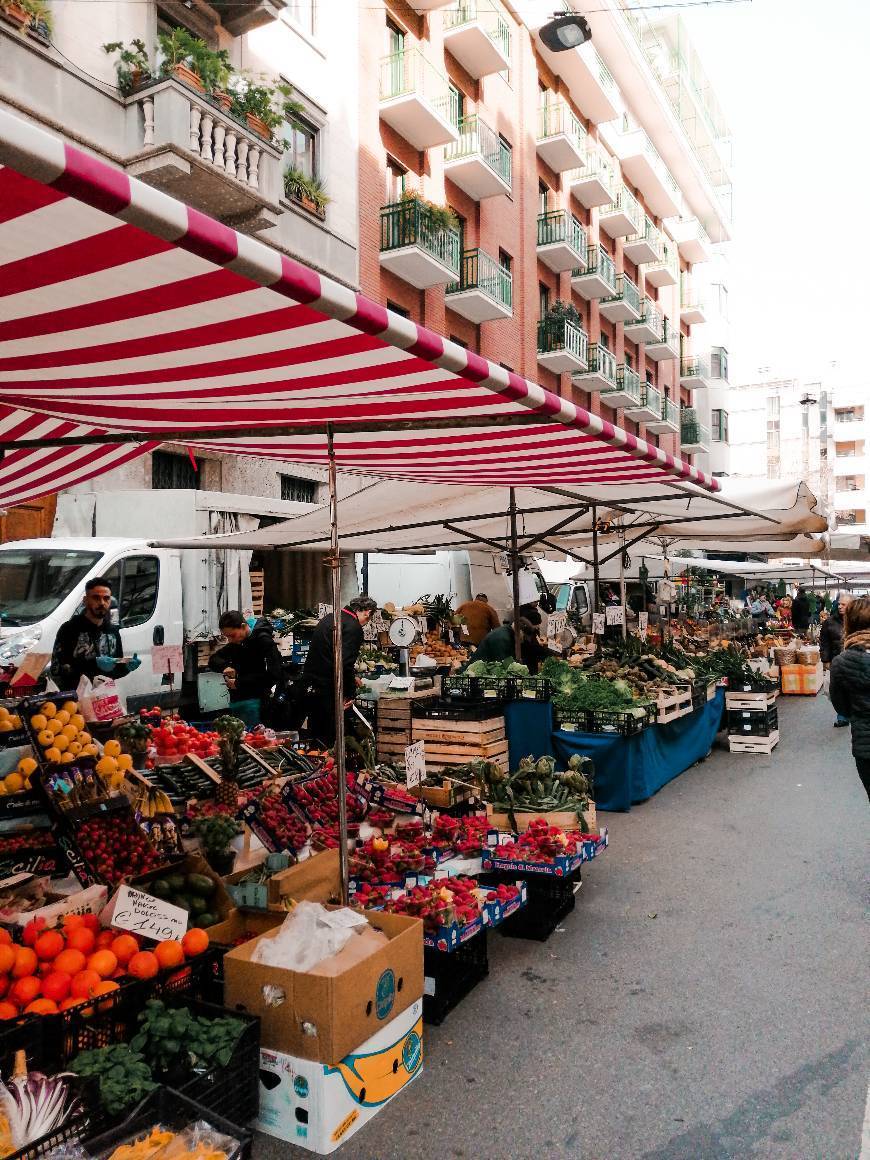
[127,80,284,231]
[617,126,682,218]
[571,245,617,300]
[834,489,868,509]
[599,186,642,239]
[444,115,511,199]
[624,383,662,425]
[623,217,662,266]
[406,0,452,10]
[681,418,711,454]
[537,316,589,374]
[645,317,680,362]
[600,364,644,411]
[680,350,727,389]
[379,49,459,150]
[680,290,707,326]
[568,151,617,209]
[446,248,512,323]
[644,239,679,288]
[573,343,617,392]
[534,31,619,124]
[599,273,641,323]
[646,395,681,435]
[669,217,713,264]
[536,101,587,173]
[208,0,290,34]
[443,4,510,78]
[623,297,663,345]
[379,198,461,288]
[536,210,587,273]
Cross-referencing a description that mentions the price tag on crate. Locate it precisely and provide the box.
[363,620,378,641]
[317,603,333,619]
[404,740,426,789]
[592,613,605,635]
[547,611,568,640]
[111,884,188,941]
[605,605,625,626]
[638,612,649,634]
[460,623,470,637]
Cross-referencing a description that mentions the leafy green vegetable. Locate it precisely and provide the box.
[71,1045,156,1117]
[130,1000,246,1076]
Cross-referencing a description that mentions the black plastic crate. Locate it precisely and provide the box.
[7,1076,105,1160]
[514,677,552,702]
[165,999,260,1128]
[80,1086,253,1160]
[413,699,505,721]
[481,869,580,941]
[0,1012,47,1073]
[422,929,488,1026]
[726,706,779,736]
[555,705,652,736]
[152,945,225,1005]
[441,674,478,700]
[474,676,517,702]
[43,978,148,1065]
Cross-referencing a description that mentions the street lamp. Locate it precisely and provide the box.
[539,12,591,52]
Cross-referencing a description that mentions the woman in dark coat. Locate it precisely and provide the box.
[820,594,850,726]
[829,596,870,801]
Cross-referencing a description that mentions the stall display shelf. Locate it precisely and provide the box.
[411,713,508,771]
[654,687,693,723]
[728,729,780,754]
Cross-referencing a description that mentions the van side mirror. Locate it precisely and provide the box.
[153,625,165,645]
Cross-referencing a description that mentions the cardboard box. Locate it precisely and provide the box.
[207,908,284,946]
[0,876,108,931]
[223,906,423,1063]
[255,998,423,1154]
[131,853,234,927]
[267,849,342,909]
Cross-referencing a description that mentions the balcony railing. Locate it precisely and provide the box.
[379,48,454,123]
[661,396,680,427]
[584,342,617,385]
[380,198,461,276]
[443,2,511,58]
[681,418,710,447]
[602,186,641,230]
[537,209,587,253]
[537,316,588,362]
[639,297,664,332]
[602,272,640,313]
[445,114,512,187]
[681,355,711,381]
[614,364,642,404]
[538,101,587,150]
[573,245,616,291]
[447,247,512,308]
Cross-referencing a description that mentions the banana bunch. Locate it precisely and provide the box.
[133,785,175,817]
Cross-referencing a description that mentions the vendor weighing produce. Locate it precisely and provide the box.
[50,576,139,687]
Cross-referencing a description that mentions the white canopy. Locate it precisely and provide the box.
[153,477,827,555]
[682,558,846,584]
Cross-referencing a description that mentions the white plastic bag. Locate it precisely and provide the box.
[76,675,125,722]
[251,900,367,973]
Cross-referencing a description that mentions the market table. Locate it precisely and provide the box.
[551,688,725,811]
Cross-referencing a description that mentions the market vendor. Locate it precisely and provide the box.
[469,603,554,675]
[300,595,378,744]
[455,593,500,645]
[208,610,286,724]
[50,576,136,688]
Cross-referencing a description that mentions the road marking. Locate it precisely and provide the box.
[859,1081,870,1159]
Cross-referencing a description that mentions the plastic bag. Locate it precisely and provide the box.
[159,1120,238,1160]
[251,901,367,973]
[76,675,125,723]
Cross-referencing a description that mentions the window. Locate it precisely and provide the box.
[711,409,729,442]
[286,0,315,34]
[538,180,549,214]
[646,369,654,386]
[386,19,404,54]
[499,248,512,275]
[280,475,318,503]
[101,556,160,629]
[599,332,610,350]
[387,300,410,318]
[539,282,550,319]
[448,83,465,127]
[624,352,633,370]
[385,157,406,203]
[152,450,200,490]
[836,476,860,492]
[285,117,317,181]
[711,346,728,381]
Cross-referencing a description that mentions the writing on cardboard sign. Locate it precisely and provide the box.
[113,885,188,942]
[404,740,426,789]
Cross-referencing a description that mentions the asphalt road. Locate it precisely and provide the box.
[255,691,868,1159]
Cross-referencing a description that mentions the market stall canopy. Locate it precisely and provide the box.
[151,477,823,554]
[0,110,718,505]
[683,558,845,584]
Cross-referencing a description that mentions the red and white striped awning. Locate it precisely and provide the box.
[0,110,719,507]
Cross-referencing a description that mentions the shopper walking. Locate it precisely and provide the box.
[791,587,811,633]
[820,594,851,727]
[300,596,377,745]
[828,596,870,801]
[455,594,500,645]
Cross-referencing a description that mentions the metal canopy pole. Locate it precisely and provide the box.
[619,532,627,641]
[509,487,522,662]
[326,425,349,905]
[591,505,601,614]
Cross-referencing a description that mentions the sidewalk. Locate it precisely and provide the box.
[257,692,868,1159]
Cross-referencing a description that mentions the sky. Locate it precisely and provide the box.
[678,0,870,389]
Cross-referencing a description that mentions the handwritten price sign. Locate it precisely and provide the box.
[404,740,426,789]
[112,885,188,942]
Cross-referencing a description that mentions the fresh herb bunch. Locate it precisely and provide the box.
[71,1045,157,1117]
[191,812,242,857]
[130,1000,246,1076]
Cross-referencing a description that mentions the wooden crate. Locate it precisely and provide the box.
[487,803,597,834]
[725,690,778,711]
[655,686,693,724]
[412,715,505,740]
[249,569,264,617]
[728,729,779,754]
[412,714,508,772]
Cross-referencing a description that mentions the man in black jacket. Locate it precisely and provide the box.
[209,611,286,721]
[301,596,377,744]
[51,576,133,689]
[791,587,811,633]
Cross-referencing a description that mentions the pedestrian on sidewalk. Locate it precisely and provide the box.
[828,595,870,802]
[820,593,851,727]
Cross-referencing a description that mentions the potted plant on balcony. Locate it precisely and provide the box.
[103,39,151,95]
[229,74,304,143]
[1,0,52,37]
[284,167,329,219]
[194,44,233,111]
[157,27,208,93]
[544,299,580,328]
[398,188,457,232]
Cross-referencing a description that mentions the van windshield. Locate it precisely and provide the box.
[0,549,102,626]
[550,583,571,611]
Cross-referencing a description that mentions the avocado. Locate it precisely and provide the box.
[185,873,216,897]
[188,895,208,915]
[149,878,171,899]
[172,893,192,911]
[194,911,216,928]
[166,873,186,893]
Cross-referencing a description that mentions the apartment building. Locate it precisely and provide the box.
[0,0,359,508]
[360,0,733,472]
[830,390,868,536]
